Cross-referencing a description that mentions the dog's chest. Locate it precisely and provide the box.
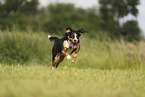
[67,48,74,54]
[67,44,77,54]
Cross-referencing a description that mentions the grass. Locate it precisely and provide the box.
[0,31,145,97]
[0,31,145,70]
[0,64,145,97]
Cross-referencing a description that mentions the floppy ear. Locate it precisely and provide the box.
[78,29,85,34]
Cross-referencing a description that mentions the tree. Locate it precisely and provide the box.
[99,0,139,20]
[0,0,39,15]
[99,0,140,39]
[0,0,39,30]
[121,20,141,41]
[43,3,101,36]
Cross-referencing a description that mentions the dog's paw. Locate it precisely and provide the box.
[52,66,55,70]
[48,35,51,38]
[67,55,71,60]
[72,60,75,63]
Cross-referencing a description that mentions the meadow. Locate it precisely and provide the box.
[0,64,145,97]
[0,31,145,97]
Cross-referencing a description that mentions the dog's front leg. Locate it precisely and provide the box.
[65,51,71,59]
[72,53,78,63]
[62,50,71,59]
[72,44,80,63]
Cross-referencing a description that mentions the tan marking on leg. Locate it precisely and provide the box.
[52,66,55,70]
[65,51,70,56]
[72,44,80,62]
[75,44,80,53]
[52,54,59,69]
[56,54,65,68]
[72,53,77,62]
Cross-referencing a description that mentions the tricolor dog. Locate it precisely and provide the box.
[48,29,85,69]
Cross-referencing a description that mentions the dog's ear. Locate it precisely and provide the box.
[78,29,85,34]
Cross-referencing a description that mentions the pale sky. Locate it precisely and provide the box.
[39,0,98,8]
[137,0,145,36]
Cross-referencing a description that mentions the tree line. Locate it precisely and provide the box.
[0,0,142,41]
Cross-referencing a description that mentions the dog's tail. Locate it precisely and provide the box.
[48,35,59,42]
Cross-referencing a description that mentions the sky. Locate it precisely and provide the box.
[40,0,145,36]
[39,0,98,8]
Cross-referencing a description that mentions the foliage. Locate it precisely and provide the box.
[0,1,143,40]
[0,2,102,38]
[99,0,139,19]
[43,3,101,37]
[0,32,51,64]
[0,0,39,15]
[99,0,141,40]
[0,1,144,67]
[0,32,144,70]
[121,20,141,41]
[0,0,39,30]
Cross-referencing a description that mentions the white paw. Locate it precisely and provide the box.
[67,55,71,59]
[48,35,51,38]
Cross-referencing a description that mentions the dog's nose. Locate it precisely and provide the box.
[74,40,77,42]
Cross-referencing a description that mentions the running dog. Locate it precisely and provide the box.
[48,29,85,69]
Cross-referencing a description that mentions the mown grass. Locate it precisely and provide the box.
[0,64,145,97]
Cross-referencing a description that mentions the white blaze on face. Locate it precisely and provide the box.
[74,33,78,42]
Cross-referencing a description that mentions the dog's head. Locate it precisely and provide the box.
[70,29,85,43]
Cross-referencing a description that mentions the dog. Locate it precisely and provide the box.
[48,29,85,69]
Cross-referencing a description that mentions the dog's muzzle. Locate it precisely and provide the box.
[73,39,78,43]
[72,43,78,48]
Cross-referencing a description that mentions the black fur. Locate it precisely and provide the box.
[48,29,85,69]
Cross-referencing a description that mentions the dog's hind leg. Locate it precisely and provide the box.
[56,54,65,68]
[52,53,59,69]
[52,47,59,69]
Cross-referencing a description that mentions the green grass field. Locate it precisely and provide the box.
[0,32,145,97]
[0,64,145,97]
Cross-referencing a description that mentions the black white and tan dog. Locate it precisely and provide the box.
[48,28,85,69]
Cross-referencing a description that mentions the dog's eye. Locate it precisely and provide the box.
[70,34,73,38]
[72,34,75,38]
[77,34,80,38]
